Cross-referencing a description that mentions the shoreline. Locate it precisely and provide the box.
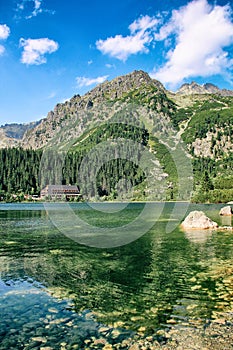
[0,200,230,205]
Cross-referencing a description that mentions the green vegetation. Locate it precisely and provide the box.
[170,106,193,129]
[171,95,233,144]
[191,156,233,203]
[182,109,233,143]
[149,136,178,182]
[0,148,42,201]
[71,120,149,152]
[166,94,233,203]
[1,118,232,203]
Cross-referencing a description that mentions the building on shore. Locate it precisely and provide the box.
[40,185,80,200]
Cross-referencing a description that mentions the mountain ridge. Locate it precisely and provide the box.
[20,70,173,149]
[1,70,233,154]
[176,81,233,96]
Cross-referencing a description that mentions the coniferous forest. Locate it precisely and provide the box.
[0,123,149,201]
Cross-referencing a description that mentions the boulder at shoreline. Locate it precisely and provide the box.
[219,205,233,216]
[181,211,218,230]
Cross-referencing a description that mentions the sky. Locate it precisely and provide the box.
[0,0,233,125]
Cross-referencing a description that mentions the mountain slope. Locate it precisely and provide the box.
[167,91,233,159]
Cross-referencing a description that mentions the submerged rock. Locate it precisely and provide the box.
[219,205,233,216]
[181,211,218,230]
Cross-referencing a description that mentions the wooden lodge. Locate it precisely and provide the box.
[40,185,80,200]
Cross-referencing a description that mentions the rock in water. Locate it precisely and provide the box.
[219,206,233,216]
[181,211,218,230]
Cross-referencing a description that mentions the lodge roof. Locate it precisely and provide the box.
[42,185,79,191]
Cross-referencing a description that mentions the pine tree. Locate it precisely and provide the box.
[201,171,214,192]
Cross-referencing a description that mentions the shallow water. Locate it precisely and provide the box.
[0,202,232,349]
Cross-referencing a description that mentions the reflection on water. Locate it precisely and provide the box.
[184,229,213,243]
[0,202,232,348]
[221,215,232,227]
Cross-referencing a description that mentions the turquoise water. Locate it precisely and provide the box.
[0,202,232,349]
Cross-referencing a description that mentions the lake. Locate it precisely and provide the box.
[0,202,232,349]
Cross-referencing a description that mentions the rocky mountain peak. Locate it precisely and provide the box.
[177,81,233,96]
[203,83,219,92]
[83,70,165,102]
[49,70,165,117]
[20,70,171,149]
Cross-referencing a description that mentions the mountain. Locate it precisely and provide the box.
[0,70,233,202]
[20,71,233,164]
[21,70,173,150]
[3,72,232,154]
[0,129,19,148]
[0,121,41,148]
[177,81,233,96]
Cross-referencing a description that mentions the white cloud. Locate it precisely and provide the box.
[96,15,158,61]
[151,0,233,87]
[26,0,42,19]
[96,1,233,86]
[129,15,159,34]
[47,91,56,99]
[15,0,54,19]
[0,45,5,55]
[76,75,109,88]
[0,24,10,56]
[0,24,10,40]
[105,63,115,69]
[20,38,59,65]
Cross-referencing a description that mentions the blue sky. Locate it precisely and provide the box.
[0,0,232,124]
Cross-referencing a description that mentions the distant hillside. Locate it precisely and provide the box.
[0,129,19,148]
[0,121,41,148]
